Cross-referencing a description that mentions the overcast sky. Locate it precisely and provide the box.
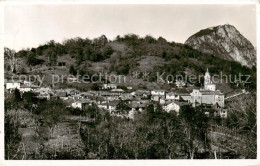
[4,4,256,51]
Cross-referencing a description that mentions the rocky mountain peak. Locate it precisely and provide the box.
[185,24,256,68]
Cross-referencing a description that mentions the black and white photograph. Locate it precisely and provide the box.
[2,1,258,162]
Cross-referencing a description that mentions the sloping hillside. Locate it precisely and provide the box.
[4,33,256,92]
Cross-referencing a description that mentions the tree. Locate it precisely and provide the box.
[116,64,130,75]
[102,45,114,58]
[93,35,108,49]
[91,83,100,91]
[116,100,130,115]
[4,47,17,73]
[22,91,37,111]
[79,69,86,78]
[39,99,67,138]
[144,35,157,44]
[13,88,22,102]
[157,37,167,44]
[84,104,100,121]
[27,52,45,66]
[164,113,184,159]
[144,104,155,123]
[179,105,209,159]
[69,65,77,76]
[162,51,167,58]
[45,48,57,66]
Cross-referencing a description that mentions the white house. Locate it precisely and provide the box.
[166,92,180,100]
[151,90,165,96]
[97,100,119,113]
[6,82,20,90]
[102,83,117,89]
[163,101,188,114]
[72,100,89,110]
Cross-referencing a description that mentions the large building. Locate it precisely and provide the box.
[190,89,225,107]
[181,68,225,108]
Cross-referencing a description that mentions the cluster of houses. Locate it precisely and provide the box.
[5,68,228,119]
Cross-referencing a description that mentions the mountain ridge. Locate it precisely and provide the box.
[185,24,256,68]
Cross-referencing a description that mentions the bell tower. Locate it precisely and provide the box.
[204,68,216,91]
[204,68,211,85]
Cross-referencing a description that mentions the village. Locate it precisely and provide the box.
[5,68,231,119]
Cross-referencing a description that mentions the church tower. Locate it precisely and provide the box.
[204,68,216,91]
[204,68,211,85]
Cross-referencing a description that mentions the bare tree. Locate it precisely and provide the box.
[4,47,17,73]
[226,94,256,158]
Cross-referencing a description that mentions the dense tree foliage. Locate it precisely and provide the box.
[15,36,114,67]
[4,89,257,159]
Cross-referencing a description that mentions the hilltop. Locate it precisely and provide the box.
[4,31,256,92]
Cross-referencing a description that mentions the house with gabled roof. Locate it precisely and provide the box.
[5,80,21,91]
[102,83,117,90]
[72,99,90,110]
[162,101,189,114]
[151,90,165,96]
[128,102,148,119]
[97,100,120,113]
[166,92,180,100]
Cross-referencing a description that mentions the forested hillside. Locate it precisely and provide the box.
[5,34,256,91]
